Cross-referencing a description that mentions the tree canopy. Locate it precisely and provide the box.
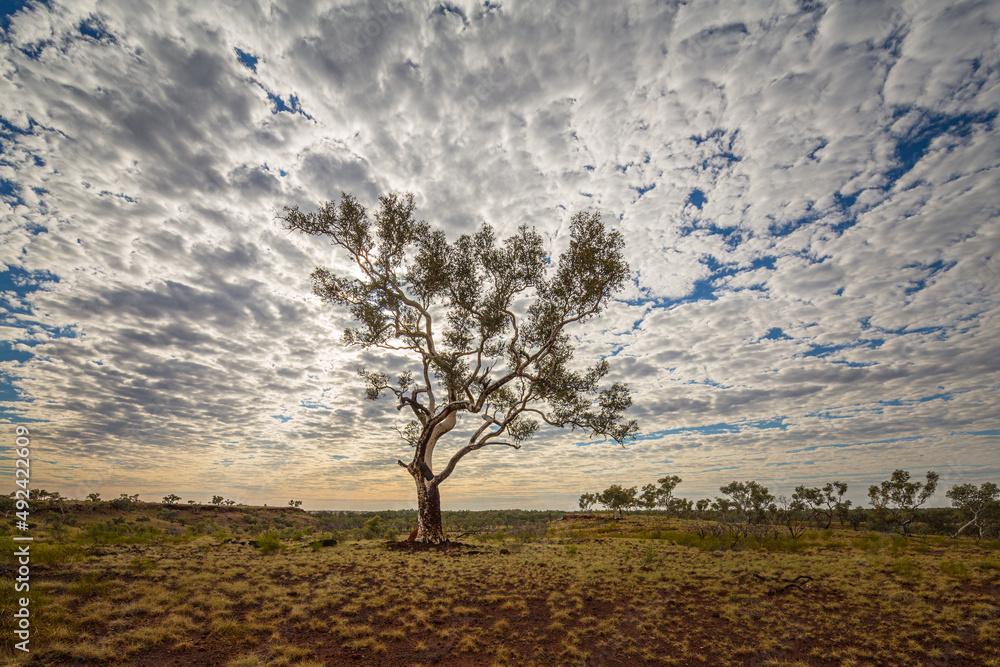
[281,192,637,542]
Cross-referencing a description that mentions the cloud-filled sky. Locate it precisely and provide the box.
[1,0,998,510]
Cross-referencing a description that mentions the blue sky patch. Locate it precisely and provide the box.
[78,14,115,42]
[235,48,258,73]
[886,108,996,189]
[0,0,33,32]
[687,188,707,209]
[267,91,313,119]
[0,177,23,206]
[632,183,655,199]
[763,327,791,341]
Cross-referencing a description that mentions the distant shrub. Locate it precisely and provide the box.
[362,516,383,540]
[256,531,284,554]
[84,521,161,545]
[110,493,140,511]
[187,520,212,536]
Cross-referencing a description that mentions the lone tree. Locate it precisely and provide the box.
[281,193,637,543]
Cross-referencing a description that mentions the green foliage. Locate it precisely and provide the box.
[281,192,637,541]
[256,531,284,554]
[362,515,383,540]
[83,520,161,545]
[718,480,774,524]
[947,482,1000,539]
[187,520,213,536]
[595,484,638,519]
[110,493,140,510]
[868,469,939,535]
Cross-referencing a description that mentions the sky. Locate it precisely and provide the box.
[0,0,998,511]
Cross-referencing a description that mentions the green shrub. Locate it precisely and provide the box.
[83,521,162,545]
[362,516,383,540]
[256,531,284,554]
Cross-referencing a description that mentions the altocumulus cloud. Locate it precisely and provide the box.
[0,0,997,509]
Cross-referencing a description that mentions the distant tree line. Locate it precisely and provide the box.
[579,470,1000,539]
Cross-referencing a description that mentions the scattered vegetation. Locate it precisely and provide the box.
[0,496,998,666]
[578,470,1000,540]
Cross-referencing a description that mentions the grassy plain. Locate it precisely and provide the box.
[2,504,999,666]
